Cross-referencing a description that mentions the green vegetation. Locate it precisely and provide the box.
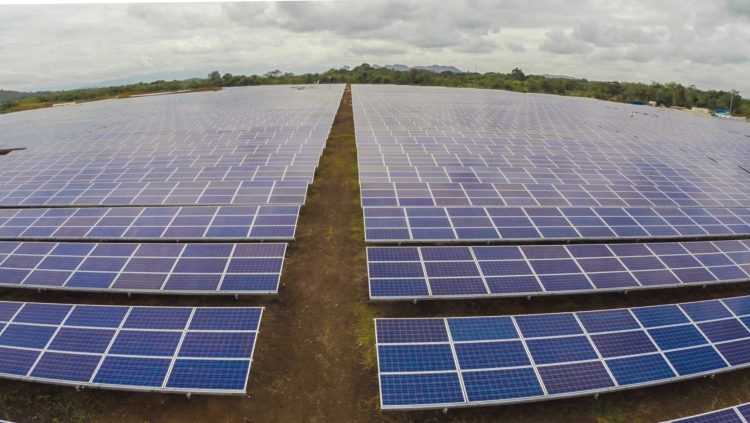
[352,304,381,370]
[0,391,95,423]
[2,65,748,118]
[0,89,53,103]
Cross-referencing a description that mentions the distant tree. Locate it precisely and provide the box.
[208,71,221,80]
[665,82,683,107]
[284,72,294,77]
[222,73,233,80]
[264,70,282,78]
[510,68,526,81]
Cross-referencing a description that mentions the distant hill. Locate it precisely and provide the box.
[372,64,463,74]
[373,64,410,72]
[413,65,462,74]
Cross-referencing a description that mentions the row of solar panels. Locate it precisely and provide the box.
[364,206,750,242]
[0,205,299,241]
[0,164,319,186]
[665,402,750,423]
[0,242,285,294]
[376,295,750,409]
[0,301,262,394]
[0,180,309,207]
[367,240,750,299]
[359,180,750,209]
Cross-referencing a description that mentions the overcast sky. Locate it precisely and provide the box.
[1,0,750,93]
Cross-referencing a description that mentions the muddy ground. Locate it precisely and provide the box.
[1,86,750,422]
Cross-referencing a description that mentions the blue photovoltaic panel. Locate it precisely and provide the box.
[0,206,299,241]
[0,301,263,395]
[359,181,750,210]
[0,241,286,294]
[375,294,750,410]
[363,206,750,243]
[0,86,345,190]
[353,86,750,247]
[0,180,309,207]
[367,240,750,299]
[663,402,749,422]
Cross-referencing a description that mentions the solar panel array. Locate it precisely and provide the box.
[665,402,750,423]
[0,85,345,236]
[0,302,263,394]
[0,242,285,294]
[352,85,750,244]
[0,180,308,207]
[364,206,750,243]
[353,85,750,414]
[376,295,750,410]
[0,86,346,396]
[0,206,299,241]
[368,240,750,299]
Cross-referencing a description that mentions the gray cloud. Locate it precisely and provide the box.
[0,0,748,94]
[728,0,750,17]
[504,42,527,53]
[539,29,593,54]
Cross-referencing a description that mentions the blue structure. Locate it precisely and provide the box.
[0,302,263,394]
[376,295,750,410]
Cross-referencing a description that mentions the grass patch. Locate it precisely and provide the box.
[1,87,222,115]
[0,392,95,423]
[352,304,382,370]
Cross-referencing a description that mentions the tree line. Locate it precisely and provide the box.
[1,64,747,118]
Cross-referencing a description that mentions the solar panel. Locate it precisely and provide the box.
[0,301,263,395]
[0,241,285,294]
[364,206,750,243]
[0,206,299,241]
[368,240,750,299]
[360,181,750,209]
[0,180,309,207]
[0,164,318,186]
[375,294,750,410]
[664,402,750,422]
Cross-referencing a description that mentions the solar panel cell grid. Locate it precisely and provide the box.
[364,206,750,243]
[368,240,750,299]
[0,206,299,241]
[376,294,750,410]
[0,302,263,395]
[352,85,750,243]
[0,241,286,294]
[0,180,309,207]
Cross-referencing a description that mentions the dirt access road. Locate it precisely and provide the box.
[3,85,750,422]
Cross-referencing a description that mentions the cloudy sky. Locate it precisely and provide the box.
[1,0,750,93]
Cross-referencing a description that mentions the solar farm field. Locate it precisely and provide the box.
[1,83,750,423]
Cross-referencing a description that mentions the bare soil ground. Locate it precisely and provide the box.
[1,85,750,422]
